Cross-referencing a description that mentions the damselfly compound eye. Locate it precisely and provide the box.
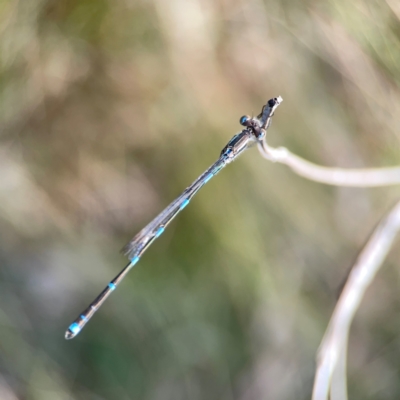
[240,115,251,126]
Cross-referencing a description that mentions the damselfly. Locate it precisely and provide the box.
[65,96,283,339]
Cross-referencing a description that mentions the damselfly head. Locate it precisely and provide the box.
[268,98,277,107]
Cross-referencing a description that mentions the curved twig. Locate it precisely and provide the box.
[258,140,400,187]
[311,200,400,400]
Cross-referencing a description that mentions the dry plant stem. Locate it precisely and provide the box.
[257,134,400,399]
[311,200,400,400]
[258,140,400,187]
[330,345,347,400]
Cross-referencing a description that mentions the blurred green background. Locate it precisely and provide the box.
[0,0,400,399]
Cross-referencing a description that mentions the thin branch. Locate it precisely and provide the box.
[258,140,400,187]
[311,200,400,400]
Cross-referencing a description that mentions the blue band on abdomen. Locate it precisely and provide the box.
[204,173,213,183]
[155,226,165,238]
[180,199,190,210]
[130,255,140,265]
[68,322,81,335]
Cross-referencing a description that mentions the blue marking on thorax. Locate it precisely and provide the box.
[222,148,232,158]
[240,116,248,125]
[108,283,116,291]
[131,255,140,265]
[204,172,213,183]
[155,226,165,238]
[69,322,81,335]
[180,199,190,210]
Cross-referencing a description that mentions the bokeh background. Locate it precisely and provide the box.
[1,0,400,399]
